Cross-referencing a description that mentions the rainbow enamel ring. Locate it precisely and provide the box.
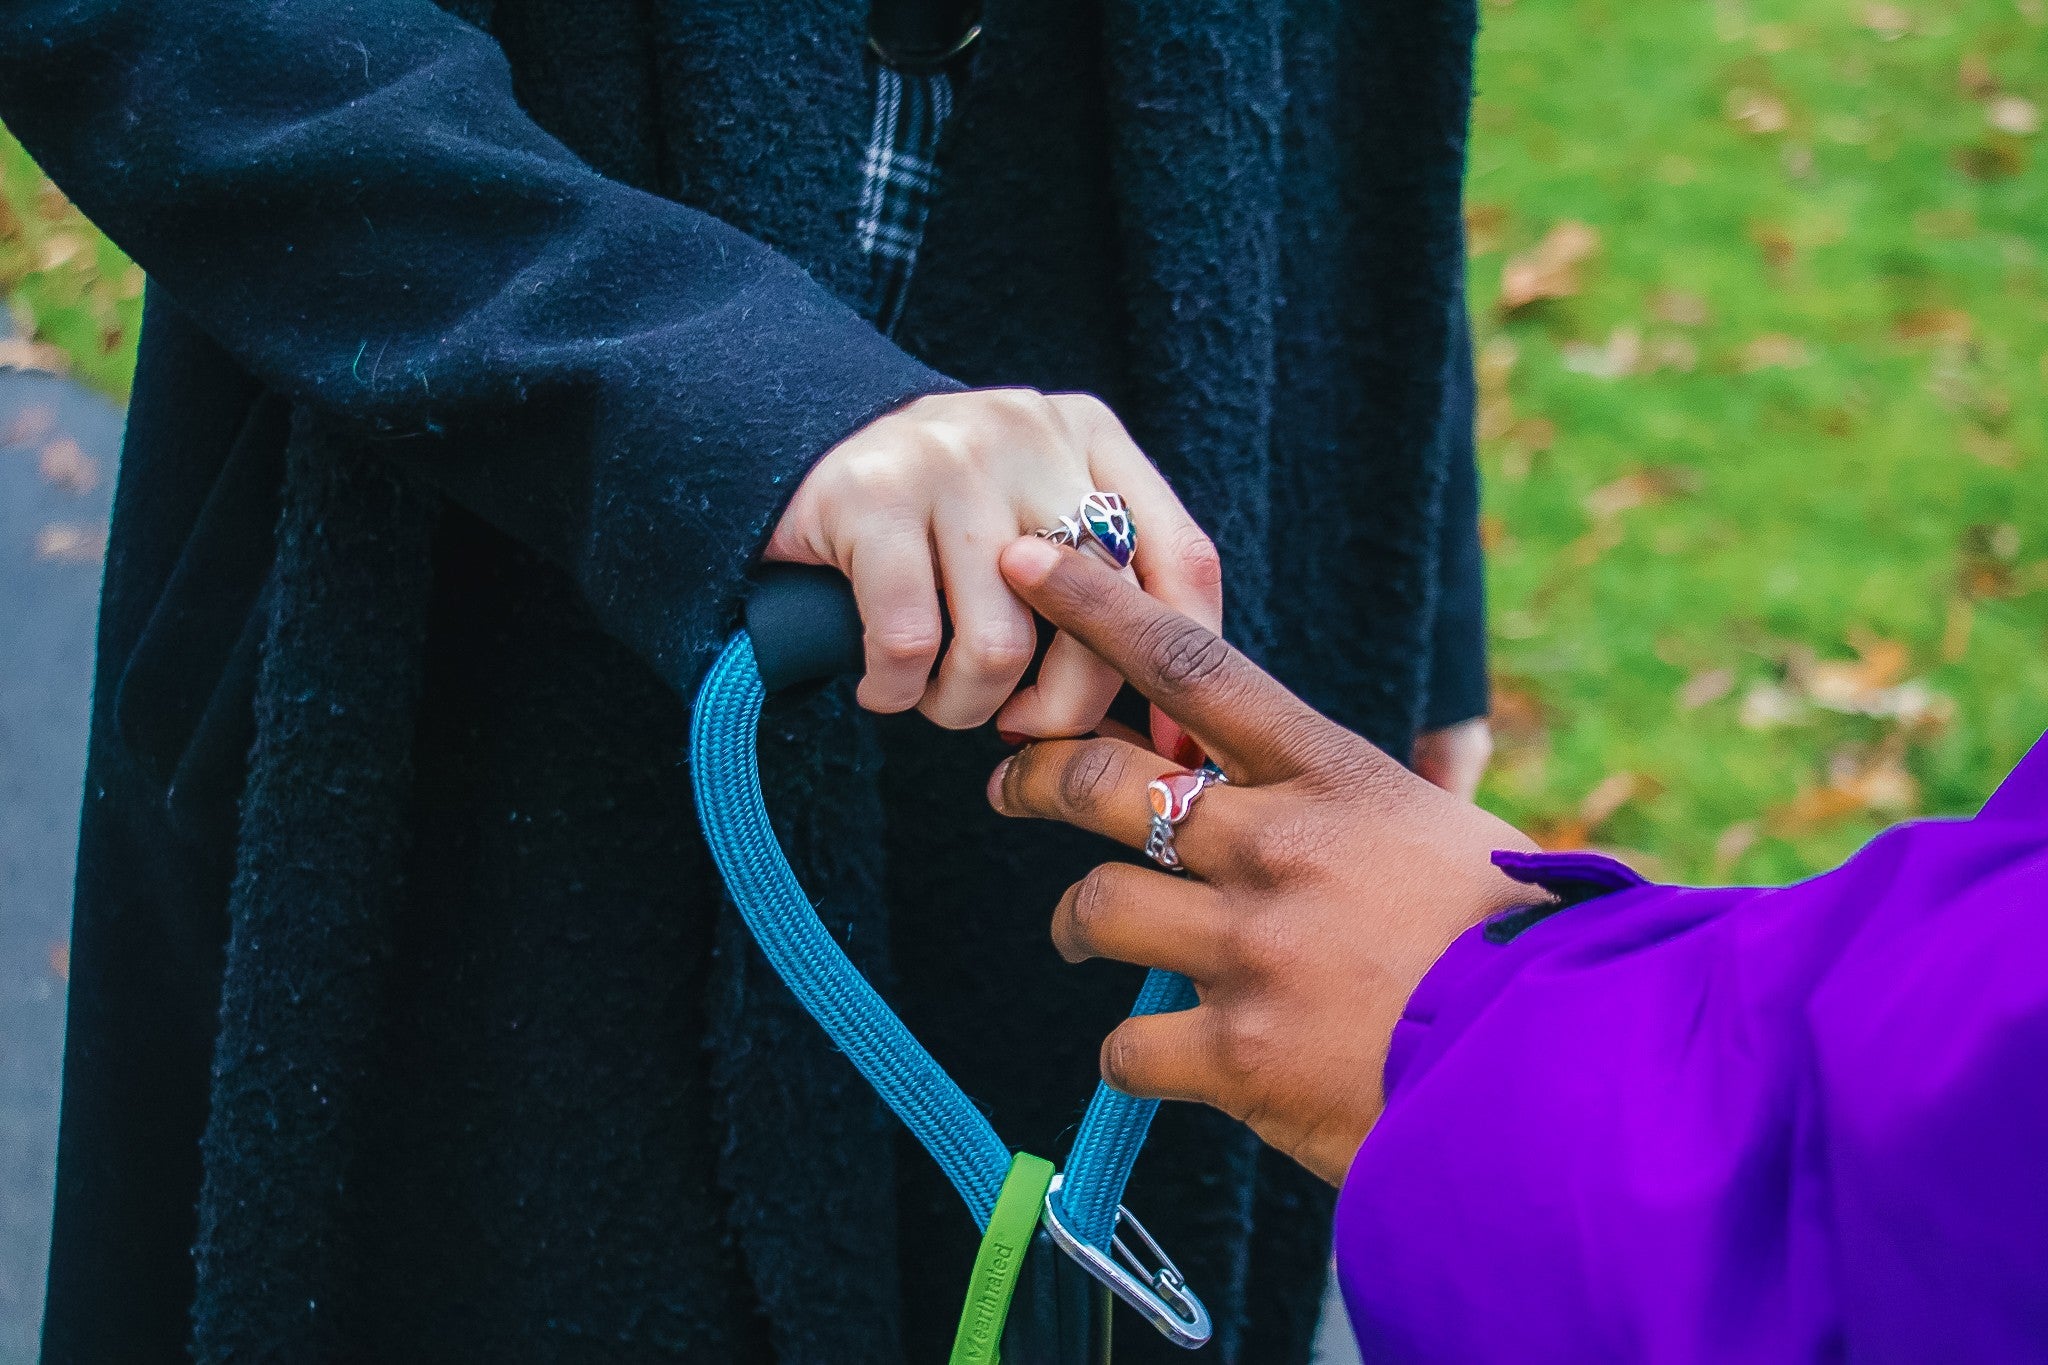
[1036,491,1137,570]
[1144,764,1228,872]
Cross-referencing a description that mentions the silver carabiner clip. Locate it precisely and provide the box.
[1041,1173,1213,1348]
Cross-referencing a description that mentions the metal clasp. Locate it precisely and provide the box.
[1041,1173,1213,1348]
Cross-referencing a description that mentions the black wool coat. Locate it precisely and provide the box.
[2,0,1482,1360]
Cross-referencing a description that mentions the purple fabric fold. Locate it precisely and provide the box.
[1337,730,2048,1362]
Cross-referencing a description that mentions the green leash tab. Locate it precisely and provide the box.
[949,1152,1057,1364]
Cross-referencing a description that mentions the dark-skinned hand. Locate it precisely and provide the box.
[987,536,1549,1185]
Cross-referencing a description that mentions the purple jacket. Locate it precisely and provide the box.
[1335,732,2048,1362]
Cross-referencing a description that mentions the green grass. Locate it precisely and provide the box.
[3,0,2044,883]
[1467,0,2047,881]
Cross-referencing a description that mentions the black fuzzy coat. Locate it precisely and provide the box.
[2,0,1480,1360]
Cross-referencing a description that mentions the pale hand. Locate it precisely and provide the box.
[765,389,1222,745]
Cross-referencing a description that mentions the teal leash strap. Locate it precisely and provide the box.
[691,629,1210,1345]
[691,633,1011,1228]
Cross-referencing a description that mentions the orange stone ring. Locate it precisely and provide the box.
[1144,764,1228,872]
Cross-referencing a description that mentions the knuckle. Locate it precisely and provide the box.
[1216,1003,1284,1080]
[1168,524,1224,594]
[1134,614,1233,694]
[1057,740,1132,814]
[870,624,942,665]
[1067,867,1119,943]
[952,628,1036,681]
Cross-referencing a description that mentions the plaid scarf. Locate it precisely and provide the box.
[857,63,956,335]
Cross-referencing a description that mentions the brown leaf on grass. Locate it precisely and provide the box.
[1,402,58,448]
[1499,221,1601,314]
[1988,95,2042,136]
[48,943,69,982]
[1488,676,1549,744]
[1713,820,1761,875]
[1962,428,2017,468]
[1726,88,1790,134]
[1955,140,2027,180]
[1892,307,1974,343]
[36,233,87,272]
[38,437,101,494]
[1650,290,1711,327]
[1769,742,1919,835]
[1959,523,2025,598]
[1478,513,1510,554]
[1561,326,1642,379]
[33,523,107,564]
[1958,53,1997,99]
[1678,667,1737,711]
[1579,772,1644,828]
[1740,681,1808,730]
[1740,334,1811,370]
[1582,465,1701,521]
[1466,202,1510,256]
[1861,3,1911,39]
[0,337,71,376]
[1749,223,1796,274]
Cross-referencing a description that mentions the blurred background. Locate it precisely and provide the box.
[0,0,2042,1357]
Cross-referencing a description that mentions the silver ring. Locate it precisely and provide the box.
[1144,764,1227,872]
[1036,490,1137,569]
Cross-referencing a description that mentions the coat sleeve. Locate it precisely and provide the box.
[1334,739,2048,1363]
[1420,301,1488,732]
[0,0,958,695]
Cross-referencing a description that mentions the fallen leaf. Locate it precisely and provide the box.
[1955,140,2026,180]
[1988,94,2042,135]
[1713,820,1760,874]
[1679,667,1737,710]
[36,232,87,272]
[1805,631,1909,710]
[1892,307,1974,342]
[1582,465,1701,521]
[1488,676,1548,742]
[1561,326,1642,380]
[38,436,101,494]
[1,402,58,448]
[1861,2,1911,39]
[1579,772,1640,827]
[1958,53,1997,99]
[1962,428,2017,467]
[1740,333,1811,370]
[1499,220,1601,313]
[1750,222,1797,273]
[1726,87,1790,134]
[1647,335,1700,372]
[1478,513,1510,553]
[1741,680,1808,730]
[1769,742,1920,834]
[1465,202,1510,256]
[34,522,107,564]
[1650,290,1711,327]
[0,337,71,376]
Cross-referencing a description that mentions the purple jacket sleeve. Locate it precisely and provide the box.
[1335,733,2048,1364]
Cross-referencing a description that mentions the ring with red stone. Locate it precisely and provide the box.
[1144,763,1228,872]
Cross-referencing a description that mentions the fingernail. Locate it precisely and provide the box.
[987,757,1014,812]
[1000,535,1061,586]
[997,728,1027,747]
[1172,732,1207,769]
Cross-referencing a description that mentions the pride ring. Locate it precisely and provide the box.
[1037,490,1137,569]
[1144,764,1228,872]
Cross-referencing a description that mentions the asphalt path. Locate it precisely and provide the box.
[0,360,118,1364]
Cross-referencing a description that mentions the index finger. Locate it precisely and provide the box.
[996,536,1331,784]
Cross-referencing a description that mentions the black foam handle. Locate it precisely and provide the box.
[744,564,867,694]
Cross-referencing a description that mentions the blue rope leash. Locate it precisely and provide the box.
[689,631,1187,1246]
